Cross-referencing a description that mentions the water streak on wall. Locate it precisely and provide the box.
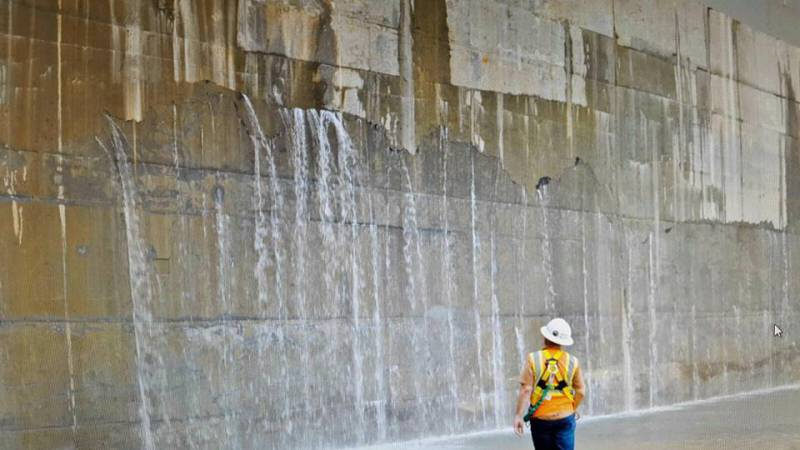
[1,1,800,449]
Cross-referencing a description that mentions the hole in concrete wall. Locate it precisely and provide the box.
[536,176,551,190]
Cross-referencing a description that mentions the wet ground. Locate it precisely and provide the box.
[359,385,800,450]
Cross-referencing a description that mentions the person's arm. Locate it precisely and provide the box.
[572,366,585,410]
[513,359,533,436]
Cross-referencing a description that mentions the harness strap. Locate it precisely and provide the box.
[531,349,575,403]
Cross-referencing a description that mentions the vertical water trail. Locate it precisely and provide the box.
[56,158,77,435]
[440,128,459,430]
[308,110,337,299]
[414,174,432,431]
[187,196,210,450]
[537,187,557,314]
[488,163,505,426]
[766,235,776,387]
[281,108,312,446]
[514,188,529,369]
[213,182,237,449]
[647,111,660,408]
[469,151,487,424]
[4,170,23,245]
[721,14,742,222]
[97,119,156,450]
[56,12,75,421]
[598,214,610,353]
[401,159,419,313]
[580,208,592,415]
[720,274,730,394]
[691,303,699,401]
[244,96,269,312]
[488,223,505,425]
[172,103,180,173]
[764,308,774,386]
[55,14,77,438]
[381,153,395,436]
[240,95,291,438]
[327,111,367,441]
[647,230,658,408]
[400,157,430,428]
[732,303,742,391]
[622,234,635,411]
[781,232,790,370]
[307,110,338,443]
[367,165,388,440]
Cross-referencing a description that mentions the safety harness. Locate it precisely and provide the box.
[522,349,576,422]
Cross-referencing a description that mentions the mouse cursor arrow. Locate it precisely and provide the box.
[774,324,783,337]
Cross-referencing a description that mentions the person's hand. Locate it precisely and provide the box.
[513,415,525,436]
[575,410,581,421]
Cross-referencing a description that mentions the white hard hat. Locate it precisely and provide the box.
[540,318,574,346]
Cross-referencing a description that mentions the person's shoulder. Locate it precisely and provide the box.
[527,350,546,364]
[565,351,580,366]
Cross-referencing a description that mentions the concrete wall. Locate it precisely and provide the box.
[703,0,800,48]
[1,1,799,449]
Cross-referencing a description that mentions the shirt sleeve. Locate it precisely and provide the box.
[571,366,584,391]
[519,354,534,386]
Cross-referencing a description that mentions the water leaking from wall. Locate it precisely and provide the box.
[4,1,800,449]
[83,84,800,448]
[94,99,538,447]
[98,118,158,450]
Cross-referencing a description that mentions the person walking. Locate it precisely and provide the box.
[513,318,585,449]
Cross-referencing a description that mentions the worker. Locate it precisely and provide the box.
[513,318,585,449]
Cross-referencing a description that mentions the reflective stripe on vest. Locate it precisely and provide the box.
[566,353,576,381]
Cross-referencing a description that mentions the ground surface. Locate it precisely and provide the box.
[359,386,800,450]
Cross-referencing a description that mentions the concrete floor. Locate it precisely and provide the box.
[360,386,800,450]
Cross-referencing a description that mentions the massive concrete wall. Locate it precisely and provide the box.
[1,1,799,449]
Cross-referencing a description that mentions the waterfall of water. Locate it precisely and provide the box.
[622,234,635,410]
[307,110,337,325]
[381,153,395,437]
[280,108,312,446]
[302,110,338,446]
[537,186,557,314]
[290,108,377,443]
[96,94,677,448]
[580,202,593,415]
[241,94,273,445]
[367,168,388,441]
[692,303,700,401]
[515,188,529,369]
[400,157,432,430]
[441,127,460,430]
[213,182,239,449]
[469,152,487,424]
[647,231,658,407]
[241,95,293,446]
[780,233,791,384]
[98,117,157,450]
[488,163,505,426]
[488,225,505,426]
[329,111,368,442]
[244,96,271,314]
[172,103,180,173]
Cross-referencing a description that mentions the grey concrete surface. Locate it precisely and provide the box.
[2,1,800,449]
[360,386,800,450]
[704,0,800,47]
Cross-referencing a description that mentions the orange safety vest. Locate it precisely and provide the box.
[527,348,578,406]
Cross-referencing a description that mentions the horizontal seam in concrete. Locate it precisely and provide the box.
[1,309,789,327]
